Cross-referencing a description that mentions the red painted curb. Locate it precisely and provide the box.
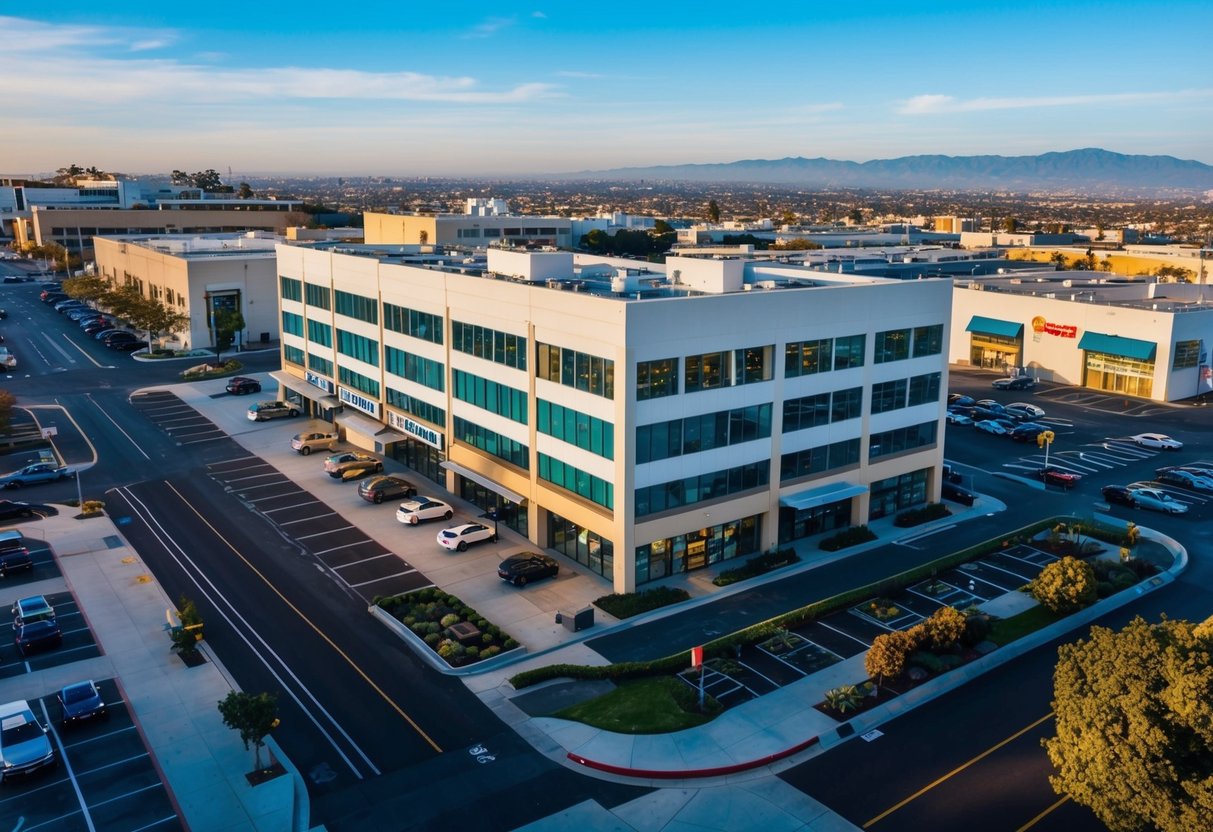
[567,734,820,779]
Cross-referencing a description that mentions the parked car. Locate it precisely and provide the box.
[0,700,55,782]
[395,497,454,525]
[497,552,559,586]
[107,338,145,353]
[291,431,338,455]
[947,393,975,407]
[100,330,141,347]
[1130,432,1183,450]
[1004,402,1046,421]
[226,376,262,395]
[14,618,62,657]
[12,595,55,626]
[58,681,108,727]
[1034,467,1082,488]
[0,462,72,488]
[941,481,976,506]
[1127,486,1188,514]
[357,475,417,504]
[53,299,85,313]
[0,348,17,369]
[1009,423,1049,443]
[93,328,125,340]
[0,500,52,521]
[941,463,964,484]
[80,318,113,336]
[247,400,301,421]
[1101,484,1138,507]
[40,290,67,303]
[974,419,1011,436]
[437,522,497,551]
[991,376,1035,390]
[945,409,974,426]
[66,307,98,321]
[0,529,33,576]
[972,402,1010,420]
[325,452,382,478]
[1154,467,1213,492]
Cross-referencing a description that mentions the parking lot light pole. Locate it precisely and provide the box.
[1038,430,1056,470]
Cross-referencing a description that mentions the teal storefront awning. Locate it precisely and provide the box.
[780,481,868,512]
[1077,331,1157,361]
[966,316,1024,338]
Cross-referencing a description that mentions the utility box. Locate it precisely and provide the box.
[560,606,594,632]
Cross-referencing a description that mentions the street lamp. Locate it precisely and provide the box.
[1037,430,1056,471]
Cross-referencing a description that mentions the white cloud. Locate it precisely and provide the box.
[0,15,176,53]
[461,16,516,39]
[898,89,1213,115]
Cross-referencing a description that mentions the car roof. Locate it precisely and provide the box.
[0,700,35,723]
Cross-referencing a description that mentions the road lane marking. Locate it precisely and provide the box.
[1016,795,1072,831]
[86,394,151,460]
[863,712,1054,828]
[59,332,112,368]
[41,331,78,364]
[332,552,399,568]
[161,483,443,754]
[42,700,98,832]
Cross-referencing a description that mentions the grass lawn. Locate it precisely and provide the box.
[988,604,1064,646]
[554,677,720,734]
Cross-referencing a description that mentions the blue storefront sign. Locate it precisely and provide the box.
[339,387,380,417]
[305,372,335,395]
[388,410,444,450]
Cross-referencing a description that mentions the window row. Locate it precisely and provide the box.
[536,400,614,460]
[339,366,379,398]
[309,352,333,376]
[452,321,527,370]
[307,319,332,347]
[870,372,941,413]
[874,324,944,364]
[782,387,862,432]
[636,404,772,464]
[387,388,445,429]
[1174,339,1201,370]
[869,421,937,459]
[784,333,866,378]
[453,369,527,424]
[386,346,445,392]
[780,439,861,482]
[454,417,529,470]
[335,290,378,325]
[337,329,380,367]
[280,276,302,302]
[385,303,443,345]
[536,343,614,399]
[550,513,614,580]
[685,345,773,392]
[635,461,770,518]
[538,453,613,510]
[281,311,303,338]
[283,344,304,366]
[636,357,678,400]
[305,283,330,310]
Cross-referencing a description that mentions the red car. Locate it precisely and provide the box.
[1035,467,1081,488]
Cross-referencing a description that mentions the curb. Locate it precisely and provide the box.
[567,734,821,779]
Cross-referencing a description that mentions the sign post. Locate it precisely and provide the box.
[1037,430,1056,472]
[691,645,705,710]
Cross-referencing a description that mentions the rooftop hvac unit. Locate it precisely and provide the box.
[547,279,564,290]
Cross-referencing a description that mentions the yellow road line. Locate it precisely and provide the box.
[166,481,443,753]
[1016,795,1071,831]
[863,712,1054,828]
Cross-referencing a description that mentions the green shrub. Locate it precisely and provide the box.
[1096,580,1115,598]
[1029,556,1098,614]
[595,586,691,619]
[504,638,519,650]
[410,623,428,635]
[424,633,441,646]
[465,647,479,659]
[823,684,865,713]
[440,613,461,627]
[893,503,951,528]
[712,548,801,587]
[426,622,441,635]
[482,633,495,645]
[482,646,500,658]
[819,525,877,551]
[962,611,992,646]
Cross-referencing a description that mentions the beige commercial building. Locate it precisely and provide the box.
[364,211,573,248]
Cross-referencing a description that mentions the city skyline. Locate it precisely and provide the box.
[4,1,1212,178]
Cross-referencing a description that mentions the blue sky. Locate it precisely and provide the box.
[3,1,1211,177]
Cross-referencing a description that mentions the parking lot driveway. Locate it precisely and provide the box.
[0,679,183,831]
[0,589,101,680]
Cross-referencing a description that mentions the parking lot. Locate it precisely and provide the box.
[129,390,231,446]
[1,588,101,680]
[0,678,183,832]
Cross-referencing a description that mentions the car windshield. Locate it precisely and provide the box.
[62,685,94,704]
[1,718,42,744]
[440,530,457,538]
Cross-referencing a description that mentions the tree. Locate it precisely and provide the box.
[62,276,112,304]
[217,691,279,771]
[171,169,234,193]
[1049,252,1068,270]
[1046,615,1213,832]
[1029,556,1097,614]
[236,182,254,199]
[1156,265,1194,283]
[211,308,246,362]
[920,606,967,650]
[1002,217,1020,233]
[652,219,674,235]
[847,207,864,225]
[865,629,919,688]
[707,200,721,223]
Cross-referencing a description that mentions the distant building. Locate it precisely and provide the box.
[272,243,951,593]
[364,210,572,248]
[93,233,282,351]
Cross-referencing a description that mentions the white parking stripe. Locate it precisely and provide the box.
[814,619,872,648]
[231,480,295,492]
[348,570,419,588]
[248,490,309,503]
[279,512,338,525]
[261,500,322,512]
[296,525,356,540]
[332,552,401,568]
[62,724,137,750]
[72,751,150,779]
[129,814,181,831]
[41,700,97,832]
[88,780,162,808]
[312,540,374,555]
[224,472,286,483]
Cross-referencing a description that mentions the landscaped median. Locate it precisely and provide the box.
[512,516,1174,760]
[372,587,519,669]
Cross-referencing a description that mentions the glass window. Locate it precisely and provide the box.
[785,339,832,377]
[305,283,330,310]
[871,379,907,414]
[912,324,944,357]
[907,372,942,406]
[831,387,863,422]
[1174,339,1201,370]
[279,276,302,302]
[281,311,303,337]
[833,334,866,370]
[874,329,910,363]
[283,345,304,366]
[637,357,678,400]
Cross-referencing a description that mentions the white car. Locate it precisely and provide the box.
[1127,486,1189,514]
[1131,433,1183,450]
[974,419,1010,436]
[396,497,454,525]
[437,522,496,551]
[1005,402,1046,421]
[0,700,55,782]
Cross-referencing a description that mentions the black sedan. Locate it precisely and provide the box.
[498,553,560,587]
[14,619,62,657]
[991,376,1035,390]
[1009,423,1049,443]
[0,500,54,521]
[58,681,108,727]
[225,376,262,395]
[1101,484,1138,507]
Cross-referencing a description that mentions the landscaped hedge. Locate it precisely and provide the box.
[893,503,951,528]
[594,586,690,619]
[712,547,800,587]
[376,587,517,667]
[509,515,1091,690]
[819,525,877,551]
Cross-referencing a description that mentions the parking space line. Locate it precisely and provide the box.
[212,463,275,476]
[332,552,400,568]
[230,480,294,492]
[225,472,288,483]
[168,425,221,437]
[348,570,419,588]
[88,780,161,808]
[41,700,97,832]
[279,512,338,525]
[248,490,309,503]
[62,724,137,750]
[24,807,87,829]
[312,540,374,555]
[156,415,211,425]
[296,525,357,540]
[960,568,1019,592]
[181,435,230,445]
[129,814,182,831]
[208,455,259,467]
[262,500,321,512]
[979,559,1041,582]
[816,619,875,648]
[74,751,151,778]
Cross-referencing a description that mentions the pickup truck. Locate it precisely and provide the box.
[0,463,72,489]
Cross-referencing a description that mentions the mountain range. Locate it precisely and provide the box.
[560,149,1213,195]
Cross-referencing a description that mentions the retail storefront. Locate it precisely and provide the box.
[964,316,1023,371]
[868,469,929,520]
[385,410,445,485]
[1078,332,1157,398]
[550,512,614,580]
[633,514,762,585]
[778,481,867,543]
[271,370,341,420]
[441,460,528,537]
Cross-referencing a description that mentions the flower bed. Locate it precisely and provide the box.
[376,588,517,667]
[712,547,800,586]
[594,586,690,619]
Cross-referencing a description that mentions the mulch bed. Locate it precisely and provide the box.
[176,650,208,668]
[245,762,286,786]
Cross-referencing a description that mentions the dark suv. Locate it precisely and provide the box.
[0,530,32,576]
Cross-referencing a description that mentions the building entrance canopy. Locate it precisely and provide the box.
[440,460,526,505]
[335,409,408,444]
[779,481,868,512]
[270,370,339,405]
[965,316,1024,338]
[1077,331,1156,361]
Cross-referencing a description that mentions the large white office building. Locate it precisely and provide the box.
[272,244,951,593]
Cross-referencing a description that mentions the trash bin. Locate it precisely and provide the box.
[560,606,594,632]
[260,332,270,344]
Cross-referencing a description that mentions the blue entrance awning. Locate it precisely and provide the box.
[780,481,868,512]
[1077,331,1156,361]
[966,316,1023,338]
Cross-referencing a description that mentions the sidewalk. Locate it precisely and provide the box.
[0,510,307,832]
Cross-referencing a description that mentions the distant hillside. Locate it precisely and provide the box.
[558,149,1213,194]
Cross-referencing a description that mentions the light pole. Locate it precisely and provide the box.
[1038,430,1056,473]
